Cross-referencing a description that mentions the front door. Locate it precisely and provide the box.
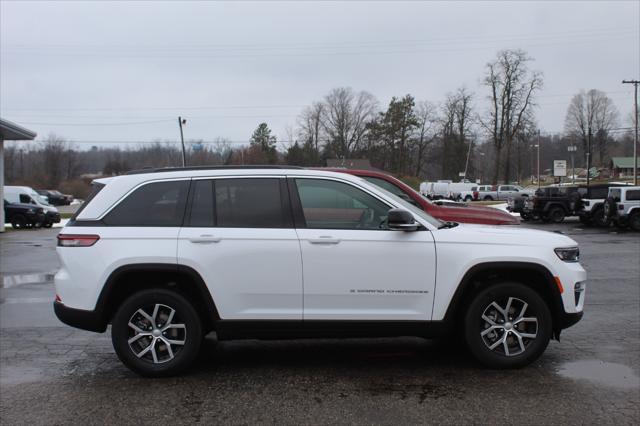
[292,177,436,321]
[177,177,303,320]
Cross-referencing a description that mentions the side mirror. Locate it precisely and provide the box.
[387,208,419,231]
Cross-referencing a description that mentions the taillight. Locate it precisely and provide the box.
[57,234,100,247]
[618,204,624,210]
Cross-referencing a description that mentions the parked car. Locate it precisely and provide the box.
[477,185,533,201]
[327,169,519,225]
[37,189,73,206]
[4,186,61,227]
[522,186,582,223]
[54,166,584,376]
[3,199,45,228]
[576,183,632,227]
[604,186,640,231]
[448,182,476,200]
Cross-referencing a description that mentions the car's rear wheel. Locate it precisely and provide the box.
[42,222,53,228]
[547,207,565,223]
[591,207,610,227]
[629,211,640,232]
[11,215,27,229]
[464,195,473,202]
[464,283,552,368]
[111,289,202,377]
[484,195,494,201]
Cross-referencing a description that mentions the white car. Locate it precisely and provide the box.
[54,166,586,376]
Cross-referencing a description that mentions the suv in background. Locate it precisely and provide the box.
[577,183,632,227]
[3,199,45,228]
[37,189,73,206]
[54,166,584,376]
[326,169,518,225]
[477,185,532,201]
[4,186,61,228]
[522,186,582,223]
[604,186,640,231]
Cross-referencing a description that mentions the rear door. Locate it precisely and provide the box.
[177,177,303,320]
[291,177,436,321]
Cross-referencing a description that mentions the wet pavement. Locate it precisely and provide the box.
[1,222,638,424]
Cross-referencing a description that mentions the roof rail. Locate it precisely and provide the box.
[124,165,305,175]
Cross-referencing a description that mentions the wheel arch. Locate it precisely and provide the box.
[95,263,219,333]
[443,261,564,337]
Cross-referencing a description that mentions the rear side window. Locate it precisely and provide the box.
[104,180,189,226]
[215,178,287,228]
[626,190,640,201]
[589,187,608,199]
[189,180,215,227]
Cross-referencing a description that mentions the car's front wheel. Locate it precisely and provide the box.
[629,211,640,231]
[111,289,202,377]
[464,283,552,369]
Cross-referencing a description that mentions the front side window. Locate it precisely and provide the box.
[104,180,189,226]
[295,178,390,230]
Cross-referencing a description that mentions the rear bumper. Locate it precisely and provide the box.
[53,301,106,332]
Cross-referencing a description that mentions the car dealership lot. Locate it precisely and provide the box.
[1,222,638,424]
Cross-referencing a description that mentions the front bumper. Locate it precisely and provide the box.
[53,301,106,332]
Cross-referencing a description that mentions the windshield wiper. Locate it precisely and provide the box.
[438,221,459,229]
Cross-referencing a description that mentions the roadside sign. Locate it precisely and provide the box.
[553,160,567,177]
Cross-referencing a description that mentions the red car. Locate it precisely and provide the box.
[324,169,519,225]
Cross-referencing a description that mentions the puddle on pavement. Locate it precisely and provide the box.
[558,360,639,389]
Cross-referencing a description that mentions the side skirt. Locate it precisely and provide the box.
[214,320,451,341]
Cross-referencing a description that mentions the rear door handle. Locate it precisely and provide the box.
[308,236,340,244]
[189,235,221,244]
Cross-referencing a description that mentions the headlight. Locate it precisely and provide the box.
[555,247,579,262]
[27,208,35,213]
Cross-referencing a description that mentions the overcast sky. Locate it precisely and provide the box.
[1,0,638,149]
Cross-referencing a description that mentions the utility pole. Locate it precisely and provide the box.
[178,116,187,167]
[568,144,577,184]
[622,80,639,185]
[537,130,541,189]
[586,126,591,189]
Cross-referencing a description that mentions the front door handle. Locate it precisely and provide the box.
[189,235,221,244]
[308,236,340,244]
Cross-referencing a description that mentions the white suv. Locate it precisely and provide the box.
[54,167,586,376]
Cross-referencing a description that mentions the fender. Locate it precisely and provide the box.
[96,263,220,329]
[441,261,564,332]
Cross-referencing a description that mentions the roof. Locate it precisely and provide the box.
[0,118,37,141]
[611,157,640,169]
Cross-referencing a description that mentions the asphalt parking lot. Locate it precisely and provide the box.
[1,221,638,425]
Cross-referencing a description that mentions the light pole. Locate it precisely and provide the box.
[568,145,577,184]
[536,130,541,189]
[178,117,187,167]
[622,80,638,185]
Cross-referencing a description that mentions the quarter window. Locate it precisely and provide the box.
[103,180,189,226]
[295,179,390,230]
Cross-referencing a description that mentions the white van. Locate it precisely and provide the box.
[4,186,61,227]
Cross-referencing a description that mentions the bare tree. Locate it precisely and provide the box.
[412,100,437,176]
[322,87,378,158]
[441,88,475,180]
[564,89,619,167]
[298,102,325,153]
[482,49,543,184]
[41,133,70,187]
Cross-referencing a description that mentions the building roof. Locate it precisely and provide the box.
[0,118,37,141]
[611,157,640,169]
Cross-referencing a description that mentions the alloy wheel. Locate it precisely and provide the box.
[480,297,538,357]
[127,303,186,364]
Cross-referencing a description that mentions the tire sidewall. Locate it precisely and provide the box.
[111,289,202,377]
[549,207,565,223]
[464,282,552,369]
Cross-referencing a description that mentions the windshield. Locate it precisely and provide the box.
[27,189,51,206]
[357,177,443,228]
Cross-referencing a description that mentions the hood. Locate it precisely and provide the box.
[430,202,519,225]
[434,222,577,248]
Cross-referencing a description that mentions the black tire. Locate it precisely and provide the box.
[464,282,552,369]
[111,289,202,377]
[629,211,640,232]
[520,213,531,221]
[43,222,53,228]
[603,197,616,219]
[547,207,565,223]
[11,215,27,229]
[591,207,610,227]
[464,195,473,202]
[483,195,494,201]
